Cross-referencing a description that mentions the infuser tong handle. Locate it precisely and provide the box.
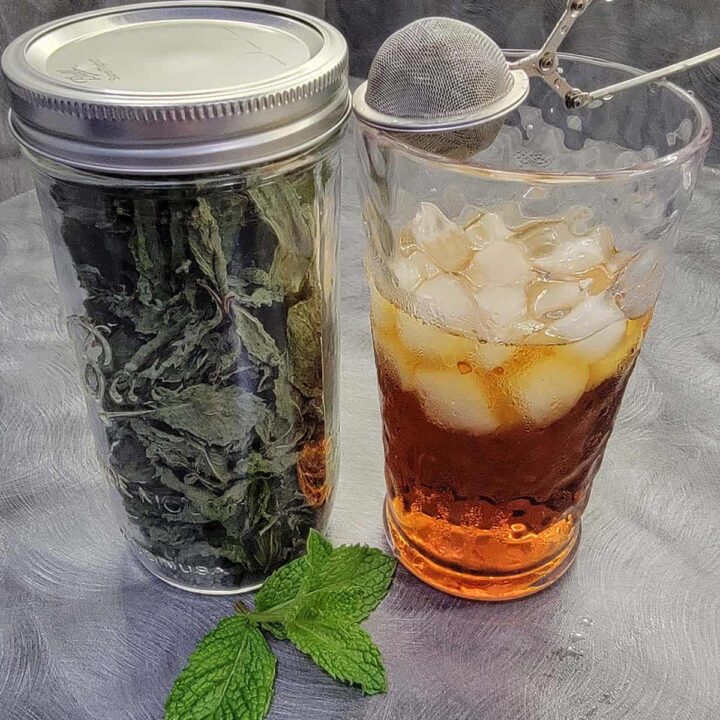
[566,47,720,107]
[511,0,720,109]
[511,0,596,101]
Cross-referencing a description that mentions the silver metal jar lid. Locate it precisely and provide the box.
[1,1,350,174]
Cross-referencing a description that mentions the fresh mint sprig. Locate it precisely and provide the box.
[165,530,397,720]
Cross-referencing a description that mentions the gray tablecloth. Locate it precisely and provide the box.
[1,134,719,719]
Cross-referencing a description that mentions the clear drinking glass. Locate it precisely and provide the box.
[28,138,342,594]
[356,53,711,600]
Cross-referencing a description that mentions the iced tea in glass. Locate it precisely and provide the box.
[356,54,710,599]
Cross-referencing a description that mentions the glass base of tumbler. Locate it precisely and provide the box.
[384,498,580,601]
[128,537,265,595]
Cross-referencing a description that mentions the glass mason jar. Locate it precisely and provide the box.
[355,53,711,600]
[3,2,350,593]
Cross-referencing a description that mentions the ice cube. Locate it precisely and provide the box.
[465,240,534,287]
[370,298,416,391]
[455,204,483,227]
[532,280,585,316]
[511,318,547,339]
[510,355,589,427]
[495,202,524,229]
[607,248,634,275]
[565,320,627,363]
[615,246,665,318]
[587,320,643,390]
[374,330,416,391]
[415,274,478,332]
[474,284,528,331]
[546,293,625,341]
[465,212,513,248]
[533,227,612,276]
[564,206,596,235]
[392,250,440,292]
[515,219,576,260]
[410,202,472,272]
[414,368,500,435]
[471,343,516,370]
[370,282,397,335]
[396,309,475,368]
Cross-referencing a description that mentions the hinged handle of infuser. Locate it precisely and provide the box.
[511,0,596,102]
[512,0,720,109]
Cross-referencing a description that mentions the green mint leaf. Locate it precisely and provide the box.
[253,555,304,640]
[253,529,333,639]
[255,532,395,627]
[300,587,377,625]
[294,543,396,624]
[306,528,333,560]
[254,529,332,612]
[285,616,388,695]
[165,614,275,720]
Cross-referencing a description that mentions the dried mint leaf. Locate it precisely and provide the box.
[150,384,268,449]
[46,155,336,589]
[287,295,323,398]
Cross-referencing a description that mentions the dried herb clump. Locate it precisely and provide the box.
[45,160,337,587]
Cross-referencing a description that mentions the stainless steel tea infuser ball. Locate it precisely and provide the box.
[353,0,720,155]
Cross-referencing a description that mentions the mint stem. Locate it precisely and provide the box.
[234,599,251,615]
[247,611,284,625]
[234,600,282,625]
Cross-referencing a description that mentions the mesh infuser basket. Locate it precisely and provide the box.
[355,17,529,158]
